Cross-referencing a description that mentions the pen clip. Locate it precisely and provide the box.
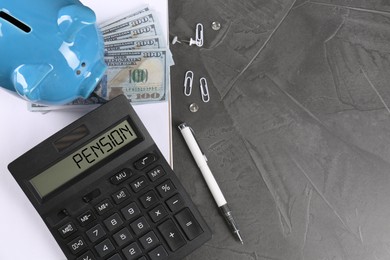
[179,123,208,162]
[184,70,193,96]
[189,126,208,161]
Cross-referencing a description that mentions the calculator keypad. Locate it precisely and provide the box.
[55,152,205,259]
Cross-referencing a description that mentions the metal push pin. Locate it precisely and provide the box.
[171,23,204,47]
[211,21,221,31]
[171,36,199,46]
[189,103,199,113]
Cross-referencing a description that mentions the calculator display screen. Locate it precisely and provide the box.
[30,120,138,198]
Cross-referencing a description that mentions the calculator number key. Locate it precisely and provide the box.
[122,242,142,260]
[107,254,123,260]
[113,227,133,246]
[94,238,115,257]
[139,231,160,250]
[86,224,106,243]
[130,216,150,235]
[134,153,157,170]
[67,236,87,255]
[104,213,124,231]
[121,202,141,221]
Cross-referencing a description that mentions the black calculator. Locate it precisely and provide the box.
[8,95,211,260]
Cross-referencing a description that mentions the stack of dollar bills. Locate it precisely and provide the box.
[29,5,173,112]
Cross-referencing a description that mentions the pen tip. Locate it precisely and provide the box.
[236,231,244,245]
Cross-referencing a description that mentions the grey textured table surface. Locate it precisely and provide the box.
[169,1,390,259]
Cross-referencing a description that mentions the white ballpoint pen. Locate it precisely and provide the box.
[178,123,243,244]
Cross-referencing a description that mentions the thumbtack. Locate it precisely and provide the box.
[172,23,204,47]
[172,36,199,46]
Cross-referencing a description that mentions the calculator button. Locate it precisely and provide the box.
[77,210,96,226]
[110,168,132,185]
[156,180,176,198]
[157,219,186,252]
[139,190,158,208]
[104,213,124,232]
[107,254,123,260]
[112,188,130,204]
[134,153,157,170]
[130,216,150,235]
[58,221,77,238]
[130,176,148,193]
[67,236,87,255]
[77,250,96,260]
[94,238,115,257]
[122,242,142,260]
[147,166,166,182]
[175,208,203,240]
[148,245,169,260]
[138,257,147,260]
[165,194,185,212]
[95,199,113,215]
[82,189,101,203]
[113,227,133,246]
[148,204,168,223]
[139,231,160,250]
[86,224,106,243]
[121,202,141,221]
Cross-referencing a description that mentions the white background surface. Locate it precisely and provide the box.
[0,0,169,259]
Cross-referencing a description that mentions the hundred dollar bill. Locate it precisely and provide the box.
[103,50,169,103]
[108,48,174,67]
[99,6,150,28]
[103,24,159,42]
[104,36,164,52]
[101,11,157,35]
[27,93,107,112]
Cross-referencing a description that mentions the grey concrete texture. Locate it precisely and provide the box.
[169,1,390,259]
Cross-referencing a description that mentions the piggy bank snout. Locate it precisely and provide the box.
[12,64,53,102]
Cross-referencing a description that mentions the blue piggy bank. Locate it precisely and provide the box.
[0,0,107,105]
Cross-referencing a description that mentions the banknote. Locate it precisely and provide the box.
[99,6,150,28]
[29,6,171,111]
[104,24,160,42]
[104,36,164,52]
[101,11,157,35]
[27,90,107,112]
[102,50,168,103]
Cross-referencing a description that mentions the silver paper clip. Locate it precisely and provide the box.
[200,77,210,102]
[184,70,194,96]
[195,23,204,47]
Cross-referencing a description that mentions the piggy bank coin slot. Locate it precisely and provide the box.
[0,11,31,33]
